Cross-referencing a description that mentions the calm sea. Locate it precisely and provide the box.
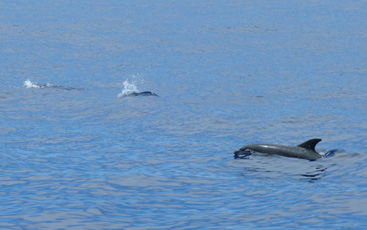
[1,0,367,229]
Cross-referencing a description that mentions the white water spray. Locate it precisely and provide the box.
[117,80,139,98]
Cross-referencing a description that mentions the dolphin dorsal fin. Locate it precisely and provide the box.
[297,138,322,151]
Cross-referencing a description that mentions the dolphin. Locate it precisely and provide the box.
[41,84,84,90]
[234,138,323,160]
[24,80,84,90]
[121,91,158,97]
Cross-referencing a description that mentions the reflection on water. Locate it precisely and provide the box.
[300,165,328,181]
[238,157,328,181]
[235,149,354,182]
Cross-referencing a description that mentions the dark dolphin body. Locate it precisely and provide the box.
[122,91,158,97]
[234,139,323,160]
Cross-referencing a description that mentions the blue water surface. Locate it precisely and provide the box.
[1,0,367,229]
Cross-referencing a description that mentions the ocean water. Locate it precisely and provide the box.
[1,0,367,229]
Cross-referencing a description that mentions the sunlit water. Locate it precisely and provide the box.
[1,1,367,229]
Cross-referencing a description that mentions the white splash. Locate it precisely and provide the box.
[24,79,41,88]
[117,80,139,98]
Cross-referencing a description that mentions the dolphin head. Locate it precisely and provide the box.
[234,146,253,159]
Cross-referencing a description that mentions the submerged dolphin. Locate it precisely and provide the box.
[234,139,323,160]
[40,84,84,90]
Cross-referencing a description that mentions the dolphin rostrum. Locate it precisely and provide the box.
[234,139,323,160]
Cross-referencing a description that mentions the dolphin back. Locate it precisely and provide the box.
[121,91,158,97]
